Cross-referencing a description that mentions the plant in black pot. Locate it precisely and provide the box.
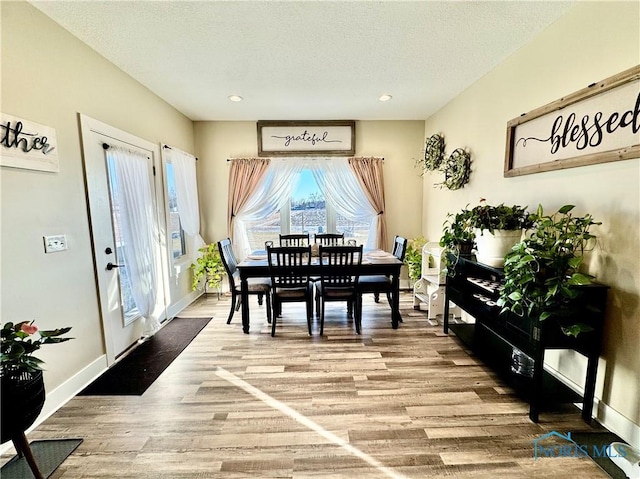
[439,207,475,275]
[1,321,72,446]
[497,204,601,337]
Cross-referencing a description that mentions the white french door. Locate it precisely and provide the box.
[80,114,167,365]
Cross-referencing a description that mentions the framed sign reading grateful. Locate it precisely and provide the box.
[504,65,640,177]
[257,120,355,157]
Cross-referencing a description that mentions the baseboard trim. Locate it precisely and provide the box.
[167,290,202,318]
[544,365,640,448]
[595,398,640,449]
[0,355,107,454]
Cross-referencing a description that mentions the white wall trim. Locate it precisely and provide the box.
[545,364,640,448]
[0,355,108,454]
[595,397,640,449]
[168,289,203,318]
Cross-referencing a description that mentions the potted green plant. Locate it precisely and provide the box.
[469,199,533,267]
[190,243,227,294]
[439,208,475,275]
[1,321,72,445]
[404,236,427,284]
[497,204,600,337]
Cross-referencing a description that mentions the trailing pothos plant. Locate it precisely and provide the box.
[439,208,475,275]
[497,204,601,337]
[404,236,427,282]
[190,243,226,292]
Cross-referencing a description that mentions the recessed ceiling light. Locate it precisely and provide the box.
[228,95,243,102]
[378,94,393,102]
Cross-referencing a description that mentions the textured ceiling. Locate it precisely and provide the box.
[30,1,575,121]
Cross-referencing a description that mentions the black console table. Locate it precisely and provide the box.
[443,255,608,423]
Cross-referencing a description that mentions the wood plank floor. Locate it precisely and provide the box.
[3,293,609,478]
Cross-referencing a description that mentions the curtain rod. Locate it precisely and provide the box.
[163,144,198,160]
[102,142,150,160]
[225,157,383,162]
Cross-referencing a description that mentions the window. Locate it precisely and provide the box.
[165,162,186,259]
[246,168,371,250]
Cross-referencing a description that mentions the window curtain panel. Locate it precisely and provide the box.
[232,158,305,259]
[228,158,271,246]
[348,157,388,250]
[107,147,161,337]
[308,158,378,249]
[166,146,205,255]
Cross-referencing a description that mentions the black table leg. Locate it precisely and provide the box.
[241,277,250,334]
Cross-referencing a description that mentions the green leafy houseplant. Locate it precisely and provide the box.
[1,321,73,378]
[190,243,226,292]
[469,200,533,235]
[497,204,601,337]
[404,236,427,282]
[439,208,475,275]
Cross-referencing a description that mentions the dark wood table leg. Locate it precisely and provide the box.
[241,276,250,334]
[529,348,545,423]
[582,354,598,423]
[391,273,401,329]
[13,432,44,479]
[443,289,450,334]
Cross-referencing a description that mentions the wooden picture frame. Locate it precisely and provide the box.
[257,120,355,157]
[504,65,640,177]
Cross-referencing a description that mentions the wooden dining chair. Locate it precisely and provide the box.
[358,235,408,308]
[217,238,272,325]
[267,245,314,336]
[314,233,344,246]
[316,245,363,335]
[279,233,310,247]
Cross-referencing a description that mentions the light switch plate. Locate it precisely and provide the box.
[44,235,67,253]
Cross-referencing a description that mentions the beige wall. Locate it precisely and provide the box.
[194,120,425,254]
[1,2,195,390]
[422,2,640,436]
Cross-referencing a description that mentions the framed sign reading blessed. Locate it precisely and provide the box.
[257,120,355,157]
[504,65,640,177]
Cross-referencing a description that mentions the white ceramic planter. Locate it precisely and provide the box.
[474,229,523,268]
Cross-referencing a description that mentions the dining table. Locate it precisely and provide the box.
[236,249,403,334]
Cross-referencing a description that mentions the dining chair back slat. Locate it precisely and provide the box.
[314,233,344,246]
[279,233,310,247]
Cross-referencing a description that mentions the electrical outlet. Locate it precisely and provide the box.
[44,235,68,253]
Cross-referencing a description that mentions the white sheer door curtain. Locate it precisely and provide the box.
[165,146,206,254]
[107,147,161,337]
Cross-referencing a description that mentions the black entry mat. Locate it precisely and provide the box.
[571,431,628,479]
[78,317,211,396]
[1,438,82,479]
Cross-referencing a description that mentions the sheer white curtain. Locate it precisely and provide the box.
[166,147,205,254]
[233,158,305,259]
[108,147,161,337]
[308,158,378,248]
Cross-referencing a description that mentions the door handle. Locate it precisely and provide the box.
[106,262,123,270]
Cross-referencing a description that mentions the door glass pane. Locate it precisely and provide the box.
[165,162,186,259]
[106,156,140,325]
[291,170,326,236]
